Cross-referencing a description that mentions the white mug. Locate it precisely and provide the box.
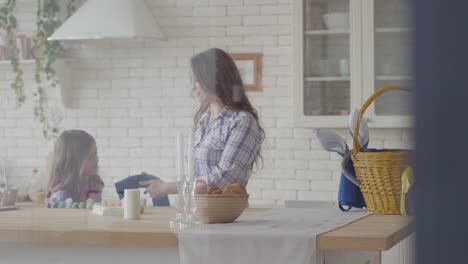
[124,189,141,220]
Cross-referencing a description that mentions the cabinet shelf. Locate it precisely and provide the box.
[0,58,73,65]
[375,27,410,33]
[304,30,350,36]
[376,75,411,81]
[0,59,35,65]
[305,76,350,82]
[305,111,350,116]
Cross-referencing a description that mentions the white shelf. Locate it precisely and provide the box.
[305,76,350,82]
[0,59,35,65]
[375,27,410,33]
[0,58,73,65]
[304,30,350,35]
[15,32,34,35]
[376,75,411,81]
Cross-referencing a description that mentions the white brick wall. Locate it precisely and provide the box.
[0,0,411,206]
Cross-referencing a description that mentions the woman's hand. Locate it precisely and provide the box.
[139,179,168,199]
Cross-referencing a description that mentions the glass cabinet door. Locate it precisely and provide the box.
[302,0,356,117]
[366,0,412,119]
[295,0,412,127]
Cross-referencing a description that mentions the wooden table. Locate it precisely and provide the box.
[319,214,413,251]
[0,205,412,251]
[0,205,179,247]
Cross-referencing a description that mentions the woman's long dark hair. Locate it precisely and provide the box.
[191,48,265,170]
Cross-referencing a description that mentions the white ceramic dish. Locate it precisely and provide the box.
[92,198,146,216]
[92,204,124,216]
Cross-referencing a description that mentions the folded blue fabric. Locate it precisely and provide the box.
[114,173,170,207]
[338,156,366,211]
[338,149,378,212]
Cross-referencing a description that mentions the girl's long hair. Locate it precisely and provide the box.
[191,48,265,170]
[47,130,103,201]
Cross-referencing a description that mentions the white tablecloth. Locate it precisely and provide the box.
[178,208,368,264]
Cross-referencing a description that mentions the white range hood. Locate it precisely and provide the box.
[48,0,165,41]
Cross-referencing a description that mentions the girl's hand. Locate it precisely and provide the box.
[139,179,168,199]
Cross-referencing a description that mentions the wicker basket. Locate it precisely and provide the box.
[352,86,411,215]
[194,194,249,224]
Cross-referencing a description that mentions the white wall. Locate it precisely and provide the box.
[0,0,411,206]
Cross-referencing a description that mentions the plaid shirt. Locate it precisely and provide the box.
[194,108,263,188]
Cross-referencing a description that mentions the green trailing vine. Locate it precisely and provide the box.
[33,0,62,139]
[0,0,72,139]
[0,0,25,106]
[66,0,80,18]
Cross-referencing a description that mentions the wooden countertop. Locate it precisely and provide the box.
[0,205,412,251]
[318,213,413,251]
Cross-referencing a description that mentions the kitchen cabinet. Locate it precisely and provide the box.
[293,0,412,127]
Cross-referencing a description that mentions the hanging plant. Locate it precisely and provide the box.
[0,0,25,106]
[66,0,81,18]
[33,0,62,139]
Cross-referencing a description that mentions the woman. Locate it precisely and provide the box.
[141,48,264,199]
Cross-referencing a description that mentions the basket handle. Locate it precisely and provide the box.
[353,85,409,151]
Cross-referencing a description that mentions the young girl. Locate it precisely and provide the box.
[47,130,104,202]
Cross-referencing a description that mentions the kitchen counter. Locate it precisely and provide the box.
[0,204,412,251]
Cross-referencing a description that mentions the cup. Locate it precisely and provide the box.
[324,59,339,76]
[124,189,140,220]
[339,58,350,76]
[16,35,32,60]
[0,29,8,47]
[0,48,5,61]
[16,36,24,59]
